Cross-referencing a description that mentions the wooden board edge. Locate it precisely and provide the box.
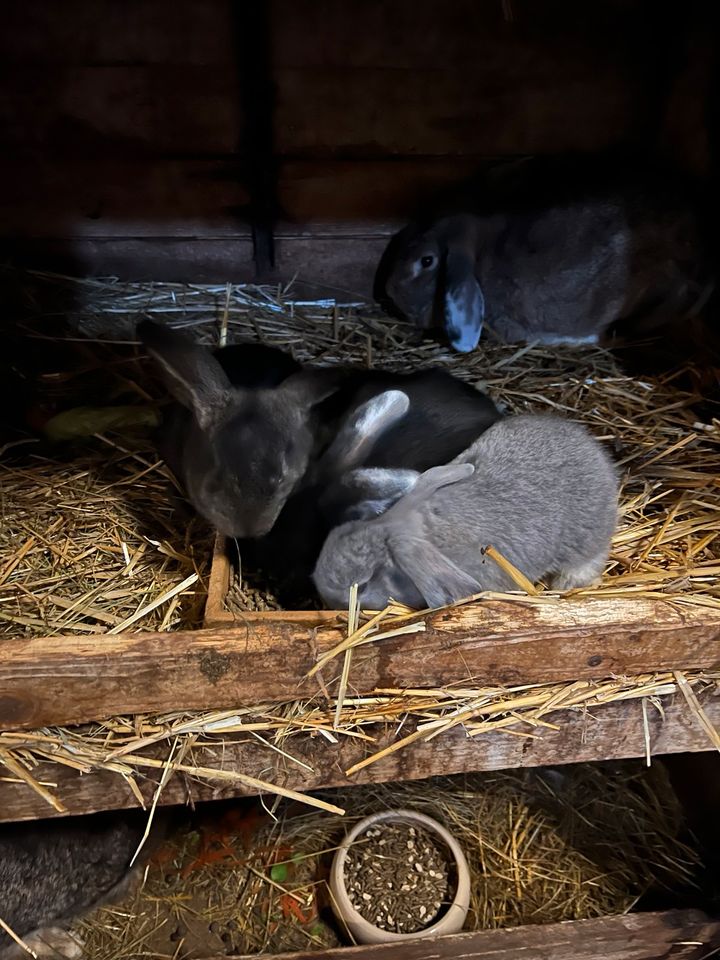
[3,695,720,823]
[214,910,720,960]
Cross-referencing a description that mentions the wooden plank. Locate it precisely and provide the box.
[220,910,720,960]
[4,238,256,285]
[2,598,720,732]
[0,65,243,154]
[0,159,251,238]
[270,0,657,157]
[276,159,487,222]
[1,694,719,823]
[0,0,235,67]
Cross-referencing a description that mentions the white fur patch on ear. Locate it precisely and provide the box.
[445,291,483,353]
[356,390,410,435]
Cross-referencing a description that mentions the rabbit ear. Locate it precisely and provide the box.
[321,467,420,522]
[344,467,420,501]
[321,390,410,474]
[391,535,482,608]
[138,320,232,430]
[281,368,346,409]
[437,216,485,353]
[443,246,485,353]
[383,462,474,523]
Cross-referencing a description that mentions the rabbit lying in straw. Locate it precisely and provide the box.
[379,159,709,353]
[249,382,501,604]
[313,413,619,610]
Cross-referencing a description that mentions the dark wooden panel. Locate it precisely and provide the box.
[2,697,719,822]
[3,238,256,284]
[1,598,719,731]
[0,66,243,155]
[277,160,481,221]
[0,0,235,66]
[271,0,655,157]
[0,159,250,238]
[220,911,720,960]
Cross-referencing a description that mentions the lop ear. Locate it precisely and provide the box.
[382,462,474,524]
[320,390,410,474]
[438,217,485,353]
[137,319,232,430]
[391,535,482,608]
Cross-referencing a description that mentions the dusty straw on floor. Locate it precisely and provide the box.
[77,762,699,958]
[0,440,212,636]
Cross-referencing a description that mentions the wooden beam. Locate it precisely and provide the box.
[2,695,718,823]
[2,598,720,731]
[216,910,720,960]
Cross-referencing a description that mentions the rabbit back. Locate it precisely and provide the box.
[476,198,630,343]
[314,414,618,609]
[413,414,618,591]
[0,813,146,957]
[334,368,501,471]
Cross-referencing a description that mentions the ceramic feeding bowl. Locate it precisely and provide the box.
[329,808,471,945]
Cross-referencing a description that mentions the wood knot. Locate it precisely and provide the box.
[198,649,232,684]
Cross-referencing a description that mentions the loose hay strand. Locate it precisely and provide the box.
[0,916,37,960]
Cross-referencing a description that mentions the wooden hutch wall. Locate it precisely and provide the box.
[0,0,715,294]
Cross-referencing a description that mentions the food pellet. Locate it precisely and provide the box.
[345,821,451,934]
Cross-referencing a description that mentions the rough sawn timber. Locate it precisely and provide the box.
[1,692,719,823]
[1,597,720,731]
[217,910,720,960]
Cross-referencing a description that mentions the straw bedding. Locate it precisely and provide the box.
[4,271,720,628]
[1,271,719,821]
[76,762,699,958]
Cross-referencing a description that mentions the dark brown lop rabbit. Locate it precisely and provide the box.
[0,810,158,960]
[378,158,711,353]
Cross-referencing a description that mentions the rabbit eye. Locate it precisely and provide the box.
[420,255,436,270]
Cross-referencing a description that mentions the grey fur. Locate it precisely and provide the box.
[313,414,619,610]
[140,320,502,540]
[0,813,158,960]
[382,187,707,353]
[138,320,342,538]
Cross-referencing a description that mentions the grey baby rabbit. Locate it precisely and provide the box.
[380,162,708,353]
[0,810,157,960]
[138,319,342,538]
[313,414,618,610]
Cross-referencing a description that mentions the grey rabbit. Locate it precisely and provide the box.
[380,161,709,353]
[138,319,342,538]
[313,414,619,610]
[0,810,159,960]
[247,377,502,604]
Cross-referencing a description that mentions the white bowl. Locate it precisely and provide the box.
[329,808,471,945]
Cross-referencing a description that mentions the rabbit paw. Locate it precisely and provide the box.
[551,556,606,591]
